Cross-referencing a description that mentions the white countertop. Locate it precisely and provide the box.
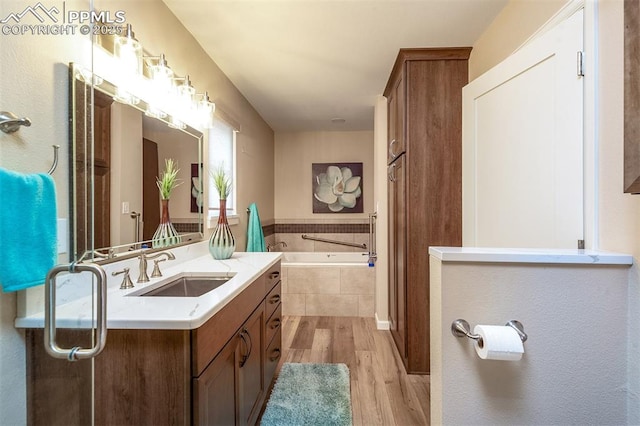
[429,246,633,265]
[15,248,282,330]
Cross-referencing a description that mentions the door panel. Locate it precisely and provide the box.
[463,9,584,248]
[193,338,239,425]
[238,306,265,426]
[388,155,406,359]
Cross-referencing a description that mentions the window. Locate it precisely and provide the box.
[208,117,237,225]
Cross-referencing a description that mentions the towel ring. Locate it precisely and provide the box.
[48,145,59,175]
[0,111,57,175]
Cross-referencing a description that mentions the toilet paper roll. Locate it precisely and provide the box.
[473,324,524,361]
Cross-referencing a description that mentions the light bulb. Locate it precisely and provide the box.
[197,92,215,128]
[151,54,174,94]
[114,24,142,76]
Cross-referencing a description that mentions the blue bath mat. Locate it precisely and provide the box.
[261,363,352,426]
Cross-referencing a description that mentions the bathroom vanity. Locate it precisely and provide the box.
[17,247,282,426]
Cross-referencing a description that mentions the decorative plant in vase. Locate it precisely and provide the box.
[209,164,235,259]
[152,158,183,248]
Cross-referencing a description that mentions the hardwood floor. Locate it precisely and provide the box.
[276,316,430,425]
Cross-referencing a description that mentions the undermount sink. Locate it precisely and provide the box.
[132,275,233,297]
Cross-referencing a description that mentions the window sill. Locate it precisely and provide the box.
[208,214,240,229]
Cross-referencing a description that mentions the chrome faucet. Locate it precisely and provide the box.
[137,251,175,283]
[267,241,288,252]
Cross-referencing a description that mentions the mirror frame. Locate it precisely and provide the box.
[69,62,204,263]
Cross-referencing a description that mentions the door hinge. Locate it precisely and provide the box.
[577,51,585,77]
[577,239,585,249]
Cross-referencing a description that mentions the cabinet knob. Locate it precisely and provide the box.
[269,348,281,362]
[270,318,281,330]
[388,163,397,182]
[389,139,398,159]
[269,271,280,280]
[269,294,281,304]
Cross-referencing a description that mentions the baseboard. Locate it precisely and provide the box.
[375,312,390,330]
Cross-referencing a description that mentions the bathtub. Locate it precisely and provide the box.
[281,251,370,266]
[280,251,375,317]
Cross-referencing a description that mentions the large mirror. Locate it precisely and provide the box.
[70,62,204,262]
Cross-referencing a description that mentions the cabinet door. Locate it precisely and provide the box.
[388,155,407,360]
[387,73,405,163]
[193,338,239,426]
[238,306,265,426]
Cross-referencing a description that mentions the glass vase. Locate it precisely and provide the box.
[209,199,235,259]
[152,199,182,248]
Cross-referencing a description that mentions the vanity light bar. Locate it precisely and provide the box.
[110,27,213,130]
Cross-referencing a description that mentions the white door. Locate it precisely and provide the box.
[462,9,584,248]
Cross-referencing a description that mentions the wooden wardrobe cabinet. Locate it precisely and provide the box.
[386,48,470,374]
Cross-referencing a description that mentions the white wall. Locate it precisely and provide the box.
[0,1,92,423]
[596,1,640,421]
[111,102,143,246]
[274,130,374,220]
[431,256,630,425]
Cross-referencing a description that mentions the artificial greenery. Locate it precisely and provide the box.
[211,163,232,200]
[156,158,182,200]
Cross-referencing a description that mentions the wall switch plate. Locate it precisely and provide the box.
[122,201,130,214]
[57,218,68,254]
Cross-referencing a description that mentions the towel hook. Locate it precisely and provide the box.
[48,145,60,175]
[0,111,31,134]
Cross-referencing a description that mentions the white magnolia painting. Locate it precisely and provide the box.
[312,163,363,213]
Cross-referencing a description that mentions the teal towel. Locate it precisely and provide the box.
[246,202,266,252]
[0,168,57,292]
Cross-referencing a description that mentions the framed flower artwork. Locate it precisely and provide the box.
[312,162,363,213]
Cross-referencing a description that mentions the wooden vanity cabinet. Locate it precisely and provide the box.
[192,261,281,426]
[193,303,266,426]
[25,260,282,426]
[385,48,470,374]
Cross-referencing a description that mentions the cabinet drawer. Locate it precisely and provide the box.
[264,328,282,388]
[265,262,281,291]
[265,281,281,320]
[265,304,282,346]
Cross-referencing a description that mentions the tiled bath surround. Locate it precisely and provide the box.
[281,256,375,317]
[267,219,374,316]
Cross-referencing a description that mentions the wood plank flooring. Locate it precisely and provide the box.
[276,316,430,425]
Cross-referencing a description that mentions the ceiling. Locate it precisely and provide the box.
[163,0,508,132]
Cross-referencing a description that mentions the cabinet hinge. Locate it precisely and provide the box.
[577,51,585,77]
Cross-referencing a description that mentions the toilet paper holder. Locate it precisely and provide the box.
[451,319,528,343]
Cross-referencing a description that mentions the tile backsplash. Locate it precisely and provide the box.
[269,219,370,252]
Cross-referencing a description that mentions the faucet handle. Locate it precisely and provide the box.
[113,267,134,290]
[151,259,167,278]
[137,252,150,283]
